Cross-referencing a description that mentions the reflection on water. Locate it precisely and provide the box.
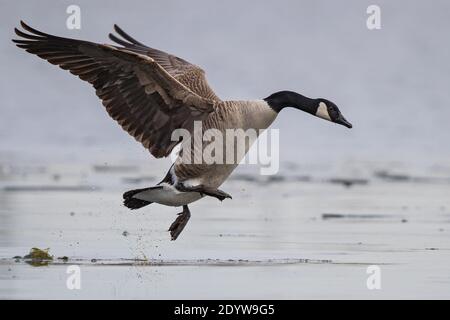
[1,161,450,298]
[3,257,336,267]
[1,0,450,299]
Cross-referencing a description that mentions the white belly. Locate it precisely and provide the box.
[134,183,202,207]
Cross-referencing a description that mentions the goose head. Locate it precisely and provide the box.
[264,91,352,128]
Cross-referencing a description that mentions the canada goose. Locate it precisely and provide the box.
[13,21,352,240]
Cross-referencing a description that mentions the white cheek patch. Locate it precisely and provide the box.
[316,102,331,121]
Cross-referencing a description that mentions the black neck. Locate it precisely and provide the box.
[264,91,316,114]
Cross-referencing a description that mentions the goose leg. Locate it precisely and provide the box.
[202,188,232,201]
[177,184,232,201]
[168,205,191,241]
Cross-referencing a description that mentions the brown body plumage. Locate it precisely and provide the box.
[13,21,278,240]
[14,21,352,240]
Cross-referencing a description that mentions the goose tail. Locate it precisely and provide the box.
[123,188,153,210]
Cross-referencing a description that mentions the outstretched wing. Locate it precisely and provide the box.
[109,24,221,101]
[13,21,216,158]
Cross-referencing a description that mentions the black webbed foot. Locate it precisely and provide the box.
[168,205,191,240]
[204,189,232,201]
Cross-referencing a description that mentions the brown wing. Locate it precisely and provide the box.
[13,21,216,158]
[109,24,221,101]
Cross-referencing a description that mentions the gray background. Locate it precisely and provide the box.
[1,0,450,300]
[1,0,449,166]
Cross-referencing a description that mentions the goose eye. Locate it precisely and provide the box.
[328,106,339,119]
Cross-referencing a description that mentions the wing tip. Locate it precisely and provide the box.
[111,24,145,46]
[13,20,50,42]
[20,20,28,29]
[18,20,37,34]
[13,26,34,42]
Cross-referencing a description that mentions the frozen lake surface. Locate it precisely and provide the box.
[1,0,450,299]
[1,159,449,299]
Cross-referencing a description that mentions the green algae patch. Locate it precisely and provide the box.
[23,248,53,266]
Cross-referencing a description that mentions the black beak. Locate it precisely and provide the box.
[336,113,352,128]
